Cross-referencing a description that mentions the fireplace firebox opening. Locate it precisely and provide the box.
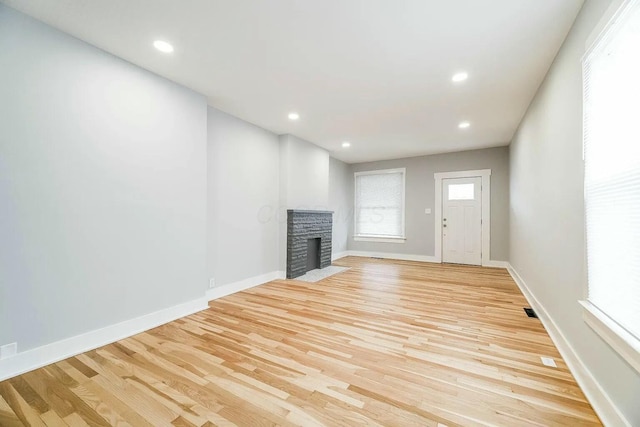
[306,238,321,272]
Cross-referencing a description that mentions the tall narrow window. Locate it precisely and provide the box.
[582,0,640,371]
[354,168,405,240]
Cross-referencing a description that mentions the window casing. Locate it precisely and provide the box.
[354,168,406,241]
[581,0,640,373]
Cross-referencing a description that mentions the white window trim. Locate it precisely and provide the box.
[584,0,632,52]
[353,236,406,244]
[353,168,406,241]
[434,169,491,266]
[579,301,640,373]
[579,0,640,374]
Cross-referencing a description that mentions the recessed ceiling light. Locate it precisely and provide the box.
[288,112,300,120]
[458,121,471,129]
[452,72,468,83]
[153,40,174,53]
[342,141,351,148]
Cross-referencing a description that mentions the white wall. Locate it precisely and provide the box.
[207,120,341,282]
[278,134,331,269]
[0,5,207,353]
[328,157,352,255]
[349,147,509,261]
[509,0,640,424]
[207,107,280,286]
[278,134,330,209]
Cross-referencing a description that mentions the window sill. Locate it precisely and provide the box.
[579,300,640,374]
[353,236,406,244]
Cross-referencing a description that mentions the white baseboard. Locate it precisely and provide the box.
[342,250,507,268]
[332,251,348,261]
[346,250,439,263]
[206,270,285,301]
[482,260,509,268]
[507,264,630,427]
[0,297,208,382]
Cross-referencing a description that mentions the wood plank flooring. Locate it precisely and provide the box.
[0,257,601,426]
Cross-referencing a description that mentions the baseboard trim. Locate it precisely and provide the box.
[482,260,509,268]
[206,270,285,301]
[342,251,508,268]
[346,250,439,263]
[507,264,630,427]
[331,251,348,261]
[0,296,208,382]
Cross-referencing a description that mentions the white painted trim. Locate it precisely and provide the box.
[434,169,491,266]
[507,264,631,427]
[353,236,406,244]
[579,300,640,374]
[206,270,285,301]
[0,297,208,382]
[340,250,507,267]
[434,169,491,180]
[482,260,509,269]
[353,168,406,177]
[354,168,406,240]
[346,250,439,264]
[584,0,634,54]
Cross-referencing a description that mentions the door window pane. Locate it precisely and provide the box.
[448,183,474,200]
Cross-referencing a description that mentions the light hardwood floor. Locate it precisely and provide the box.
[0,257,601,426]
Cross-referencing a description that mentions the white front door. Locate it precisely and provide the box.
[442,177,482,265]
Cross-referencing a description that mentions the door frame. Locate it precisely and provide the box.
[434,169,491,266]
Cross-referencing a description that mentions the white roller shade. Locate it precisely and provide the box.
[355,170,405,238]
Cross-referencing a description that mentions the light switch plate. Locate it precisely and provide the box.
[424,208,432,214]
[541,356,557,367]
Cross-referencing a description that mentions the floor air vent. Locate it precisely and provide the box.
[524,307,538,318]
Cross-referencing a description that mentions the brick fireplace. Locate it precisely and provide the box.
[286,210,333,279]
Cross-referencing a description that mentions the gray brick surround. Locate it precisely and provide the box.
[287,210,333,279]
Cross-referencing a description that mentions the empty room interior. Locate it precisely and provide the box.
[1,0,639,425]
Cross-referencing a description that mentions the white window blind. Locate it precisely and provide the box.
[354,169,405,238]
[583,0,640,341]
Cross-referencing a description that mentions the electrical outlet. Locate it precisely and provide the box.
[209,278,216,289]
[424,208,432,214]
[541,356,557,367]
[0,342,17,360]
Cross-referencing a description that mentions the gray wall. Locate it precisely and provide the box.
[207,107,280,286]
[328,157,352,255]
[349,147,509,261]
[0,5,207,352]
[509,0,640,423]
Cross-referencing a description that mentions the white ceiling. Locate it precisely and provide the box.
[2,0,584,163]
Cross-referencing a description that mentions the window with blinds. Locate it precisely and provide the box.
[583,0,640,349]
[354,169,405,239]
